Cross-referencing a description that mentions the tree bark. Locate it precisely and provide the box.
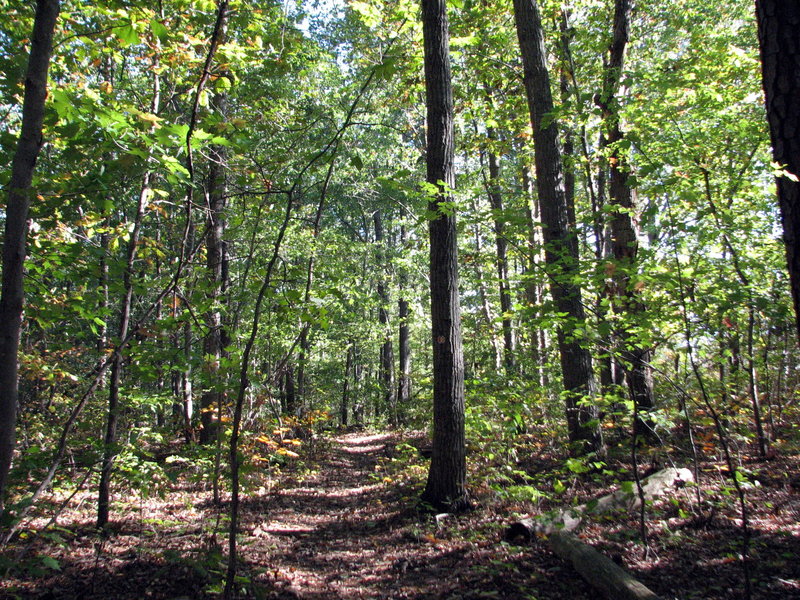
[549,531,663,600]
[486,143,516,373]
[0,0,59,513]
[470,201,503,372]
[200,84,230,445]
[419,0,468,512]
[512,0,601,452]
[97,170,151,528]
[397,226,411,416]
[599,0,655,440]
[374,210,396,424]
[341,342,353,426]
[521,166,549,389]
[756,1,800,343]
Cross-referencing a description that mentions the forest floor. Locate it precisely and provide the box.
[1,429,799,599]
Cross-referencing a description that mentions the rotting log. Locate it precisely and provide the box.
[549,530,663,600]
[506,467,693,540]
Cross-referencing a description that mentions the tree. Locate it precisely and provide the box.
[419,0,469,512]
[599,0,655,439]
[374,209,396,423]
[512,0,602,453]
[200,73,231,446]
[483,128,516,373]
[755,1,800,342]
[0,0,59,513]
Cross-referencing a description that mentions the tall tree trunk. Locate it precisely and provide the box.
[756,1,800,343]
[470,201,503,371]
[341,342,353,426]
[483,131,516,373]
[521,166,549,389]
[599,0,655,439]
[746,307,768,457]
[374,210,396,424]
[512,0,602,453]
[420,0,469,512]
[296,329,309,414]
[353,343,364,425]
[0,0,59,514]
[397,225,411,416]
[200,85,230,445]
[284,365,296,416]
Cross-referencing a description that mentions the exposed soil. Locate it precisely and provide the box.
[1,431,799,599]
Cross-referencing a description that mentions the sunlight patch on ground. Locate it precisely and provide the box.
[263,523,316,535]
[321,483,383,498]
[342,444,386,454]
[335,432,395,445]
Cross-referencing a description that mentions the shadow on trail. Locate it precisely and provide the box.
[233,432,594,599]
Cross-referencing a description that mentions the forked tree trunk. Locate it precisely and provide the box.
[756,1,800,343]
[512,0,602,453]
[419,0,469,512]
[0,0,59,514]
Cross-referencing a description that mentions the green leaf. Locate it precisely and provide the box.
[41,556,61,571]
[150,19,169,42]
[117,24,140,47]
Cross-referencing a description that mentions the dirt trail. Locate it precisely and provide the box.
[1,432,594,599]
[235,431,592,599]
[238,432,426,598]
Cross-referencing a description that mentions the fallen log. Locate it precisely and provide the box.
[549,530,663,600]
[506,467,694,540]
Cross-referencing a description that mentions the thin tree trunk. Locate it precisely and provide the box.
[97,169,152,528]
[284,365,296,415]
[470,203,503,371]
[341,342,353,426]
[747,307,768,457]
[97,37,163,528]
[200,82,230,445]
[0,0,59,514]
[419,0,468,512]
[397,225,411,416]
[521,166,548,389]
[374,210,396,424]
[483,132,516,373]
[512,0,602,453]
